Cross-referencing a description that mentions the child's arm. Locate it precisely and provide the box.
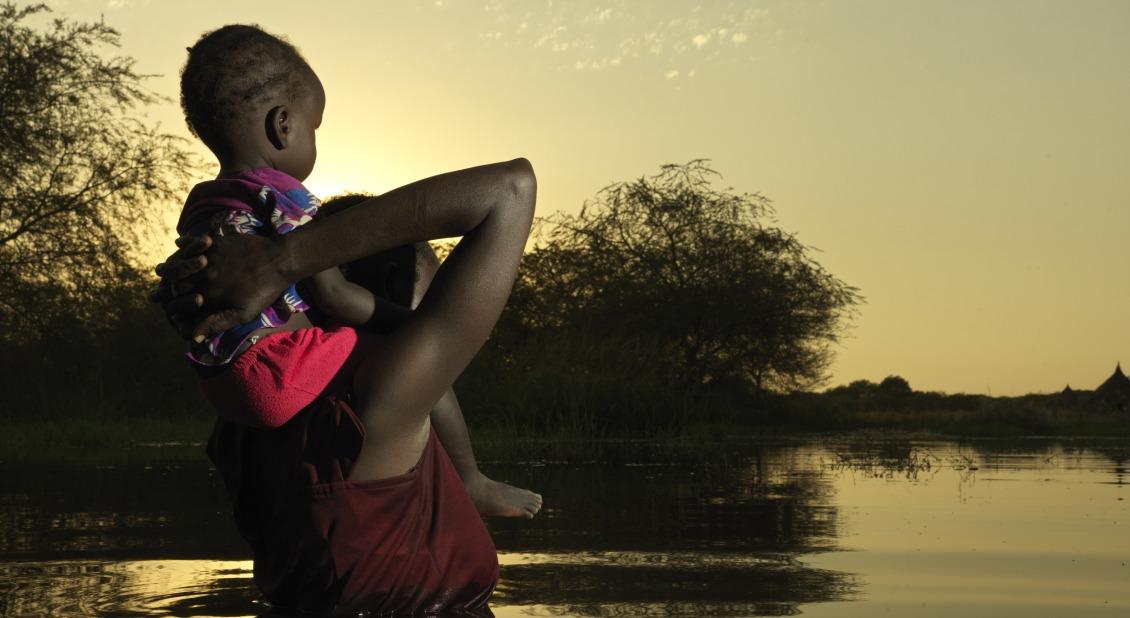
[302,268,412,331]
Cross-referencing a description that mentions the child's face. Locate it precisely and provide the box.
[276,77,325,181]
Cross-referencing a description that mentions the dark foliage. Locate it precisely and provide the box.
[0,3,197,340]
[502,160,862,394]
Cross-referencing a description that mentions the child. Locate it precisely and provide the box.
[176,24,540,519]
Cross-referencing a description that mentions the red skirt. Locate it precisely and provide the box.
[207,396,499,615]
[198,325,371,429]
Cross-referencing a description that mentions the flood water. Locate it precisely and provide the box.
[1,436,1127,617]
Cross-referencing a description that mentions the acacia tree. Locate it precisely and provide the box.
[508,160,862,392]
[0,3,196,339]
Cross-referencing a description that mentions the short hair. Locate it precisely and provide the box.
[319,193,373,219]
[180,24,316,155]
[320,193,418,308]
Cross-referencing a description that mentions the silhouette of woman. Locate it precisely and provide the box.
[153,158,537,615]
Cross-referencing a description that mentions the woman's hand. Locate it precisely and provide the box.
[152,231,292,342]
[150,234,210,340]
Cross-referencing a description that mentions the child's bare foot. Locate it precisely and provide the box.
[465,473,542,519]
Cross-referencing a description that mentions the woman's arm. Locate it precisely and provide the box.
[301,267,413,331]
[155,157,535,341]
[347,159,535,478]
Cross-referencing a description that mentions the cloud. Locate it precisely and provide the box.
[574,55,622,71]
[664,69,679,79]
[472,1,781,75]
[534,25,568,48]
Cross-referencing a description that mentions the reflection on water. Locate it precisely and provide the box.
[0,560,259,616]
[1,438,1127,617]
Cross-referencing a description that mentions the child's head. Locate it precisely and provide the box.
[180,25,324,180]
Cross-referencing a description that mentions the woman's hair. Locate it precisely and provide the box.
[320,193,374,219]
[320,193,418,307]
[180,24,316,156]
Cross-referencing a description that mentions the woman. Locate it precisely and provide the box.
[153,158,537,615]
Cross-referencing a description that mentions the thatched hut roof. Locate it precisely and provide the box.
[1093,363,1130,412]
[1097,363,1129,391]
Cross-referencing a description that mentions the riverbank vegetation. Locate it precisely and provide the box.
[3,310,1125,461]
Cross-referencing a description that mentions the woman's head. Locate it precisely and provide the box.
[321,193,418,307]
[180,24,324,180]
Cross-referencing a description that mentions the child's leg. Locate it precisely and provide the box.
[430,386,542,519]
[410,243,541,518]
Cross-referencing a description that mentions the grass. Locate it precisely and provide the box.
[0,415,217,462]
[467,421,758,466]
[0,414,744,466]
[5,403,1123,466]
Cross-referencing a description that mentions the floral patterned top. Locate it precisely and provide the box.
[176,167,320,366]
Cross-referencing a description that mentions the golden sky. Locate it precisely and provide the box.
[45,0,1130,395]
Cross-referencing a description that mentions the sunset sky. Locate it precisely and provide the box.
[43,0,1130,396]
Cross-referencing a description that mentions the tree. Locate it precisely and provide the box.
[879,375,912,394]
[0,3,197,339]
[508,160,862,392]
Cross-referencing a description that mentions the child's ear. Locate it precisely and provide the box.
[265,105,291,150]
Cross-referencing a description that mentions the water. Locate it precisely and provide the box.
[1,437,1127,617]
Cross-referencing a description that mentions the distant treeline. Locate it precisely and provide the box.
[765,377,1128,437]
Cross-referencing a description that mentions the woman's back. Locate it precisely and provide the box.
[207,396,499,614]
